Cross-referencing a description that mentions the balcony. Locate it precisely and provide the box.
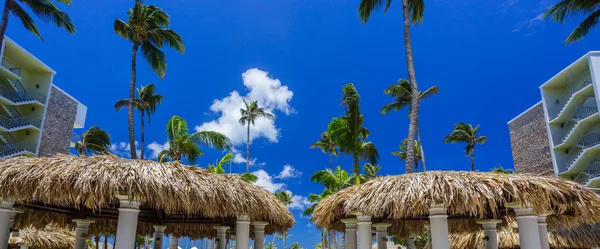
[551,98,599,147]
[0,83,46,105]
[0,58,21,80]
[0,141,35,158]
[0,115,41,131]
[548,71,593,121]
[574,159,600,185]
[556,129,600,173]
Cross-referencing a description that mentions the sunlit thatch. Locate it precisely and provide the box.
[0,154,294,236]
[313,171,600,229]
[9,224,74,249]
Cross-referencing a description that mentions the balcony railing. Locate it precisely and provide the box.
[551,98,598,146]
[548,71,593,120]
[1,58,21,76]
[0,84,46,104]
[0,132,16,144]
[574,159,600,185]
[0,141,35,157]
[0,115,41,130]
[557,129,600,173]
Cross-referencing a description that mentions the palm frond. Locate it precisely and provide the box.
[23,0,75,34]
[113,19,132,40]
[566,9,600,43]
[190,131,232,152]
[9,1,42,39]
[147,28,184,53]
[141,41,166,78]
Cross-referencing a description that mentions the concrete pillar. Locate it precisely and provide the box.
[114,195,141,249]
[169,235,178,249]
[509,203,542,249]
[235,216,250,249]
[252,221,268,249]
[373,223,391,249]
[0,202,14,249]
[73,219,94,249]
[356,215,372,249]
[153,225,166,249]
[341,219,357,249]
[214,226,229,249]
[537,214,551,249]
[476,220,501,249]
[428,204,450,249]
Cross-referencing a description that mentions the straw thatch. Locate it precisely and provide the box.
[0,154,294,236]
[313,171,600,229]
[9,225,74,249]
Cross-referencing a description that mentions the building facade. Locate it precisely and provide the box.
[509,52,600,188]
[0,36,85,157]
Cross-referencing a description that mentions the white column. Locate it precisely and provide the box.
[428,204,450,249]
[73,219,94,249]
[510,203,541,249]
[252,221,268,249]
[356,215,372,249]
[0,202,14,249]
[537,214,551,249]
[169,235,178,249]
[476,220,501,249]
[114,195,141,249]
[214,226,229,249]
[341,219,357,249]
[373,223,391,249]
[152,225,166,249]
[235,216,250,249]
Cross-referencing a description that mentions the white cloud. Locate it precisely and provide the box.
[195,68,294,146]
[253,169,285,193]
[275,165,302,179]
[109,141,140,158]
[289,194,312,210]
[513,13,545,33]
[147,141,170,159]
[231,147,257,166]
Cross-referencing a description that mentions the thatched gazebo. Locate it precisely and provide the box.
[0,155,294,249]
[312,171,600,249]
[9,225,74,249]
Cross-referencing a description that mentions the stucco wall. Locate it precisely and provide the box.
[508,102,554,175]
[38,86,77,156]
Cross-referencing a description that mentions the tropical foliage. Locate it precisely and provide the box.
[74,126,111,156]
[310,166,351,192]
[115,83,163,159]
[114,0,184,159]
[239,99,274,172]
[492,164,514,174]
[444,122,487,171]
[289,242,302,249]
[392,138,424,172]
[274,190,293,206]
[158,116,232,164]
[310,131,339,170]
[545,0,600,43]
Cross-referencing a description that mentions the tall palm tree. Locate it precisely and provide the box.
[115,84,163,160]
[310,166,351,192]
[443,122,488,171]
[0,0,75,48]
[239,99,274,172]
[277,233,291,249]
[289,242,301,249]
[382,79,438,172]
[158,116,231,164]
[545,0,600,43]
[392,138,424,172]
[74,126,111,156]
[114,0,184,159]
[310,131,339,170]
[359,0,424,176]
[328,84,379,185]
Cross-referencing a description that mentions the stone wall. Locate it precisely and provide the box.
[38,86,77,156]
[508,102,555,176]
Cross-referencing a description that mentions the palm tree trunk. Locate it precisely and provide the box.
[128,44,139,159]
[0,0,11,52]
[283,234,287,249]
[401,0,420,174]
[407,235,415,249]
[329,152,333,170]
[104,236,109,249]
[246,122,251,172]
[339,232,345,249]
[95,236,99,249]
[353,155,360,185]
[471,146,475,171]
[417,126,426,172]
[140,111,145,160]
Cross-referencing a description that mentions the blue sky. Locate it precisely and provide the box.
[7,0,600,248]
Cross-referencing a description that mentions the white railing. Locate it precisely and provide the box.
[557,129,600,173]
[1,58,20,76]
[575,160,600,185]
[0,141,35,157]
[551,98,598,146]
[548,71,593,120]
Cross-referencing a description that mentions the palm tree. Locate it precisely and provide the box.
[207,153,232,174]
[392,138,424,172]
[443,122,488,171]
[0,0,75,48]
[74,126,111,156]
[362,163,381,181]
[544,1,600,43]
[359,0,424,177]
[303,189,333,217]
[158,116,231,164]
[115,84,163,160]
[277,233,291,249]
[114,0,184,159]
[328,84,379,185]
[310,166,351,192]
[265,242,276,249]
[239,99,274,172]
[310,131,339,170]
[289,242,301,249]
[274,190,293,206]
[382,79,438,172]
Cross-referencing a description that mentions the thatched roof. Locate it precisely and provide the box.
[0,155,294,236]
[9,225,74,249]
[313,171,600,229]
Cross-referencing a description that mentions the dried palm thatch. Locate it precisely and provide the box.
[313,171,600,229]
[9,224,74,249]
[0,155,294,235]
